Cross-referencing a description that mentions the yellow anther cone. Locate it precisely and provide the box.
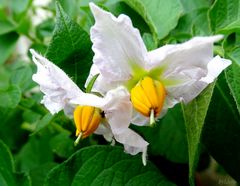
[130,76,166,120]
[73,105,102,145]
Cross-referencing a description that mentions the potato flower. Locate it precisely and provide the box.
[87,3,232,125]
[30,49,148,165]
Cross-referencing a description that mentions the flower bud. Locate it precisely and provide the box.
[73,105,102,144]
[130,76,166,121]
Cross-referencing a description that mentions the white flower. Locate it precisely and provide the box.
[30,49,148,165]
[87,3,232,125]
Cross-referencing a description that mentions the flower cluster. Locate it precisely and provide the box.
[30,3,231,165]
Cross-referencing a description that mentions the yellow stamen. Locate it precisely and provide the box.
[130,76,166,118]
[73,105,102,142]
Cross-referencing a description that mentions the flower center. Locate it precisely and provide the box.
[130,76,166,120]
[73,105,102,145]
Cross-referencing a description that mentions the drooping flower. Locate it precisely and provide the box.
[87,3,232,125]
[30,49,148,165]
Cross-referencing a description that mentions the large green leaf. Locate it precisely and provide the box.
[224,34,240,114]
[29,163,58,186]
[46,2,93,89]
[225,58,240,114]
[16,134,54,172]
[123,0,183,40]
[133,104,188,164]
[210,0,240,34]
[180,0,210,13]
[45,146,176,186]
[0,32,19,65]
[0,140,31,186]
[182,83,216,185]
[170,8,211,41]
[0,85,21,108]
[201,74,240,181]
[58,0,79,18]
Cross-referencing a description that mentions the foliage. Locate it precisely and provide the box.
[0,0,239,185]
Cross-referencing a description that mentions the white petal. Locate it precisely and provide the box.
[165,56,231,104]
[30,49,105,114]
[41,95,63,114]
[131,109,149,126]
[102,86,132,135]
[89,3,148,83]
[63,104,75,118]
[147,35,230,104]
[114,128,149,165]
[94,123,113,142]
[200,56,232,83]
[165,74,208,104]
[148,35,223,73]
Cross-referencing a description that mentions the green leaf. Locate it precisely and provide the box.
[16,134,54,172]
[50,133,75,158]
[210,0,240,34]
[0,108,27,151]
[0,140,31,186]
[224,34,240,114]
[142,33,157,51]
[46,2,93,89]
[123,0,183,40]
[45,146,176,186]
[225,59,240,114]
[29,163,58,186]
[0,65,10,89]
[0,19,16,35]
[180,0,210,13]
[33,113,55,135]
[133,105,188,163]
[182,83,216,185]
[58,0,79,18]
[0,32,19,65]
[0,85,21,108]
[36,18,55,42]
[201,74,240,181]
[22,110,41,124]
[10,65,33,92]
[0,140,14,172]
[9,0,32,21]
[170,8,211,42]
